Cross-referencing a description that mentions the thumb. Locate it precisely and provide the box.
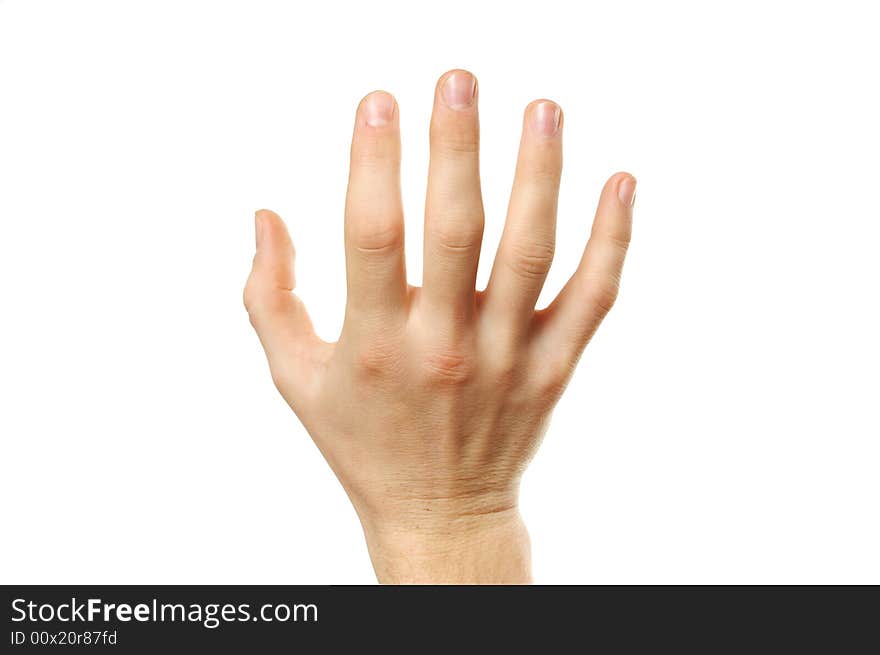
[244,209,326,404]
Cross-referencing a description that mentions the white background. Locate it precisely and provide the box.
[1,1,878,584]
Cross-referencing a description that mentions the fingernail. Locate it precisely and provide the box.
[441,71,476,110]
[363,91,395,127]
[618,176,637,208]
[532,101,561,136]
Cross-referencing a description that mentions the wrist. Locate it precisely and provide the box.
[358,505,532,584]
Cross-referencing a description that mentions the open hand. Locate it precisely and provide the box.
[244,69,635,583]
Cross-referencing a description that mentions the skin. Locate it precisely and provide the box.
[244,69,635,583]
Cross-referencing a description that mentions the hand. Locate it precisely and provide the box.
[244,69,635,583]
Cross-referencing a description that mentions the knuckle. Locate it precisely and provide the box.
[243,281,263,321]
[243,284,255,314]
[534,359,572,402]
[352,340,401,378]
[350,134,400,166]
[484,328,522,386]
[243,265,260,313]
[490,351,521,388]
[434,139,479,157]
[600,226,632,252]
[269,363,291,393]
[587,278,621,317]
[348,217,404,255]
[243,287,291,326]
[426,218,483,255]
[419,346,474,386]
[430,128,479,157]
[525,158,562,184]
[505,239,555,280]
